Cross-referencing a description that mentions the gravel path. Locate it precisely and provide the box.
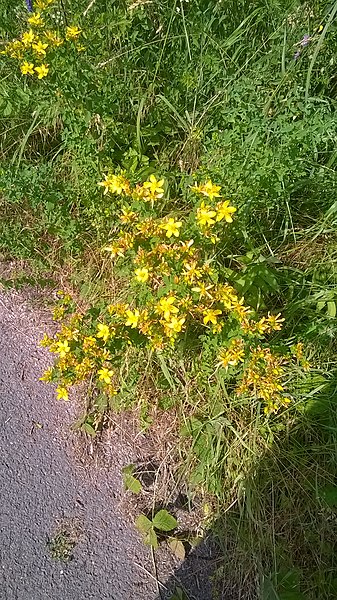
[0,289,176,600]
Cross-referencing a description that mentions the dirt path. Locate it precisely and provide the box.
[0,287,220,600]
[0,288,176,599]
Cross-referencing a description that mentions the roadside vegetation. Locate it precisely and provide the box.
[1,0,337,598]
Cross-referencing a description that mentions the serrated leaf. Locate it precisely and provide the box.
[82,422,96,437]
[135,514,152,534]
[123,473,142,494]
[152,509,178,532]
[168,538,185,560]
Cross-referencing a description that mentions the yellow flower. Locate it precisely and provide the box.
[156,296,179,321]
[32,40,48,55]
[55,340,70,358]
[35,0,54,9]
[97,367,114,384]
[196,202,216,227]
[192,180,221,200]
[266,313,284,331]
[96,323,110,342]
[22,30,35,46]
[39,367,53,382]
[160,218,182,238]
[20,61,35,75]
[66,26,82,39]
[56,386,69,401]
[164,316,186,336]
[203,308,222,325]
[134,267,149,283]
[44,30,63,46]
[216,200,237,223]
[28,12,44,27]
[219,339,245,368]
[191,283,214,299]
[125,309,140,328]
[142,174,164,198]
[34,63,49,78]
[99,173,129,195]
[120,207,136,224]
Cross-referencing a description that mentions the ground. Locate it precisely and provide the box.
[0,286,218,600]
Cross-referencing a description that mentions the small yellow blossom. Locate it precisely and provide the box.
[20,61,35,75]
[96,323,110,342]
[22,30,35,46]
[134,267,149,283]
[66,26,82,39]
[164,316,186,336]
[34,64,49,79]
[35,0,55,9]
[125,309,140,328]
[203,308,222,326]
[196,202,216,228]
[266,313,284,331]
[99,173,129,195]
[160,218,182,238]
[219,339,245,368]
[39,367,53,382]
[142,174,164,199]
[56,386,69,401]
[44,30,63,46]
[216,200,237,223]
[28,12,44,27]
[97,367,114,384]
[120,208,136,224]
[55,340,70,358]
[156,296,179,321]
[192,180,221,200]
[191,283,214,299]
[32,40,48,55]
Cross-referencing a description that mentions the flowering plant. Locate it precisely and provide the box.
[40,170,309,420]
[1,0,83,79]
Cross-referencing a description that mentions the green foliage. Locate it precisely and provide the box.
[135,509,178,549]
[1,0,337,598]
[122,464,142,494]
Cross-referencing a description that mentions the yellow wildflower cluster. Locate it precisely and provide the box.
[1,1,83,79]
[40,171,307,416]
[236,347,291,415]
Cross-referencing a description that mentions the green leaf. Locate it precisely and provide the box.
[145,527,158,549]
[152,509,178,532]
[82,422,96,437]
[327,301,336,317]
[135,514,152,534]
[123,473,142,494]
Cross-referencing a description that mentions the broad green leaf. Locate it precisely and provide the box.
[152,509,178,532]
[82,422,96,437]
[135,514,152,534]
[123,473,142,494]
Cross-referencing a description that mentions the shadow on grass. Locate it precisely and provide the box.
[156,372,337,600]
